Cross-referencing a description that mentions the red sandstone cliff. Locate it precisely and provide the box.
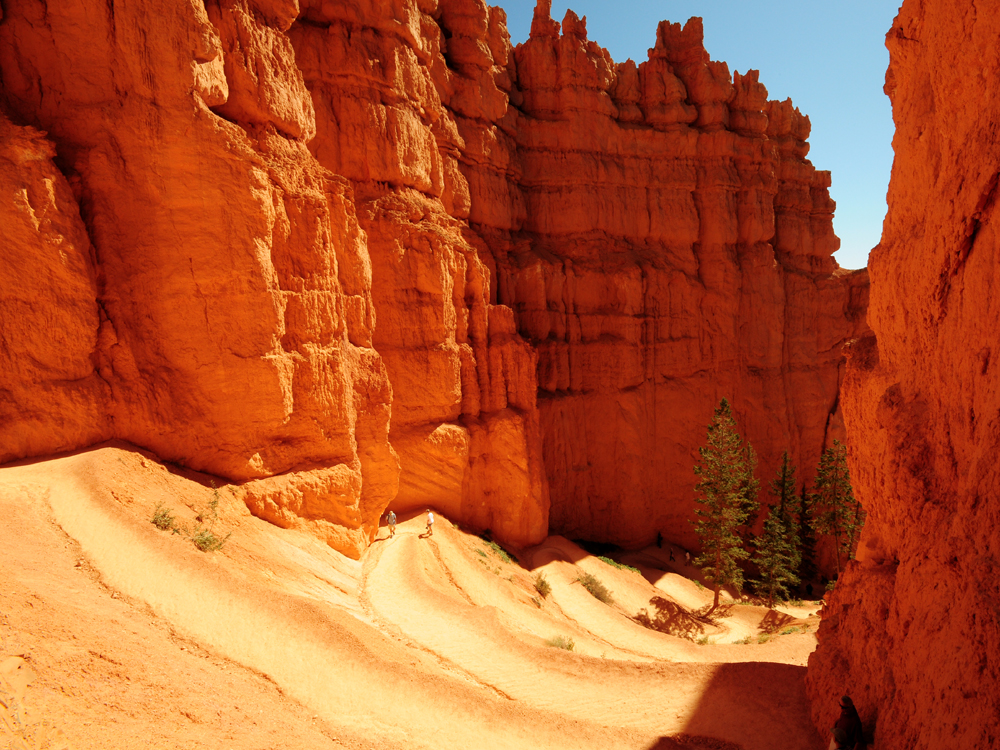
[806,1,1000,746]
[0,0,400,556]
[0,0,865,557]
[464,5,868,548]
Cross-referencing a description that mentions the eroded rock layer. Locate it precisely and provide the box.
[806,1,1000,746]
[0,0,863,556]
[460,4,869,548]
[0,0,400,557]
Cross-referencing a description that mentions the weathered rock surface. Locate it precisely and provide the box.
[0,0,398,557]
[807,1,1000,746]
[0,113,111,457]
[0,0,864,556]
[291,0,549,545]
[462,5,869,548]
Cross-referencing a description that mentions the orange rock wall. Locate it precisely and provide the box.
[807,1,1000,746]
[0,114,111,458]
[0,0,399,556]
[461,5,869,548]
[0,0,864,557]
[290,0,549,545]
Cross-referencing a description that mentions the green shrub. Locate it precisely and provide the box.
[757,632,772,644]
[597,556,640,574]
[787,598,804,607]
[779,625,809,636]
[530,596,543,608]
[190,495,230,552]
[545,635,575,651]
[696,635,712,645]
[694,580,705,590]
[151,504,178,533]
[534,572,552,598]
[192,528,230,552]
[152,496,230,551]
[485,540,513,564]
[576,572,614,605]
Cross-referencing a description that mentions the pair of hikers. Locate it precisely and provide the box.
[383,509,434,538]
[830,695,866,750]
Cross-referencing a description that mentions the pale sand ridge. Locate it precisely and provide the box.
[1,445,823,750]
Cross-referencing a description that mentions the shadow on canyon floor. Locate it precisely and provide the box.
[640,662,819,750]
[634,596,707,639]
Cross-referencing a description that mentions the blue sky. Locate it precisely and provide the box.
[490,1,902,270]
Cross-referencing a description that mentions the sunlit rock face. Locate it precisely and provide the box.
[0,0,399,558]
[0,113,112,458]
[0,0,864,557]
[806,1,1000,746]
[459,2,868,549]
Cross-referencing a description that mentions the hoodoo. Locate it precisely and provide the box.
[806,0,1000,746]
[0,0,866,559]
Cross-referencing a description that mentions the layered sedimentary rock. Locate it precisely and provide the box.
[0,0,865,556]
[290,0,549,545]
[0,114,111,457]
[0,0,399,556]
[460,4,869,548]
[807,1,1000,746]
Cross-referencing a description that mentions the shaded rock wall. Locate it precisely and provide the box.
[807,1,1000,746]
[0,0,864,557]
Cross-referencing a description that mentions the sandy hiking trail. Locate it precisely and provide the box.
[1,444,824,750]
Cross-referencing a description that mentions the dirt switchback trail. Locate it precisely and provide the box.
[2,446,823,750]
[363,517,821,748]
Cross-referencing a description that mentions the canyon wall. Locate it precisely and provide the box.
[0,0,864,557]
[806,1,1000,747]
[0,0,400,556]
[467,6,869,548]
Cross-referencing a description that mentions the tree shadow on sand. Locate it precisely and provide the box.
[633,597,709,639]
[757,609,795,634]
[691,601,735,622]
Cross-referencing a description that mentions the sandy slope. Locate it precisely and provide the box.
[1,444,824,750]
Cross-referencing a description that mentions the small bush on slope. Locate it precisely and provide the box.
[534,572,551,598]
[597,556,640,574]
[545,635,574,651]
[576,572,614,605]
[151,504,178,533]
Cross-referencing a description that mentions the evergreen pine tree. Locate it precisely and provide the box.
[811,440,864,575]
[691,398,758,611]
[752,452,802,607]
[769,452,802,577]
[752,502,801,608]
[735,443,761,553]
[798,485,819,587]
[845,491,867,562]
